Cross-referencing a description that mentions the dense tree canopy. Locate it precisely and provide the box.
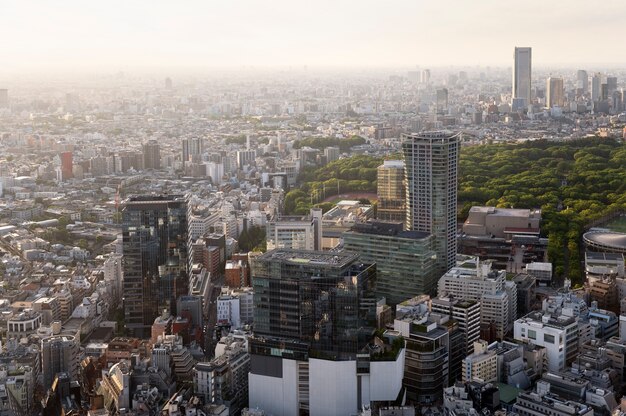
[458,137,626,283]
[286,137,626,283]
[238,226,267,252]
[284,155,382,215]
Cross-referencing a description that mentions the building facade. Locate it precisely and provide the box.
[343,221,438,304]
[41,335,79,387]
[402,131,460,273]
[122,195,189,338]
[377,160,405,222]
[513,47,532,106]
[266,208,322,251]
[248,249,404,416]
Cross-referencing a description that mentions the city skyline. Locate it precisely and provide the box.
[1,2,626,413]
[2,0,626,74]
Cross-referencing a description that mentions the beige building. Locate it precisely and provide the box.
[547,77,565,108]
[463,206,541,238]
[462,340,498,383]
[377,160,405,222]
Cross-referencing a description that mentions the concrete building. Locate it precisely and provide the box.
[7,310,42,338]
[152,335,196,381]
[436,88,449,114]
[577,70,588,94]
[236,150,256,169]
[462,340,497,383]
[182,138,203,164]
[177,295,203,329]
[103,254,124,308]
[403,131,460,273]
[266,208,322,251]
[585,252,625,280]
[194,337,250,415]
[394,308,462,405]
[41,335,79,387]
[98,360,132,412]
[459,206,546,271]
[323,146,340,163]
[60,151,73,181]
[462,207,541,239]
[513,273,536,317]
[591,73,602,102]
[525,262,552,286]
[431,296,481,355]
[438,257,517,340]
[513,381,593,416]
[216,287,254,329]
[225,260,250,288]
[514,311,578,372]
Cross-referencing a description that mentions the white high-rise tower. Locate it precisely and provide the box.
[402,131,460,273]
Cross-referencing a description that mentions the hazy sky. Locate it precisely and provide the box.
[2,0,625,72]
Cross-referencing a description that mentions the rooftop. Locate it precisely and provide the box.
[585,251,624,261]
[583,231,626,252]
[469,206,538,217]
[347,220,430,239]
[257,248,359,268]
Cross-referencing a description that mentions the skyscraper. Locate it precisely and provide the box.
[513,47,532,106]
[403,131,460,273]
[182,138,203,164]
[248,249,405,416]
[143,140,161,170]
[60,151,74,181]
[377,160,405,222]
[606,76,618,96]
[591,72,602,102]
[546,77,564,108]
[436,88,449,114]
[576,70,588,94]
[122,195,189,338]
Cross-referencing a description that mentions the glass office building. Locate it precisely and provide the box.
[122,194,188,338]
[343,221,438,305]
[251,249,376,361]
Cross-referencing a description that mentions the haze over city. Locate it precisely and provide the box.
[2,2,626,416]
[2,0,626,75]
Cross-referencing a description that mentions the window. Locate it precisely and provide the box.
[544,334,555,344]
[528,329,536,340]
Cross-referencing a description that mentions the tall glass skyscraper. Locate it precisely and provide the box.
[513,47,532,106]
[402,131,460,273]
[251,249,376,360]
[122,194,189,338]
[248,249,406,416]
